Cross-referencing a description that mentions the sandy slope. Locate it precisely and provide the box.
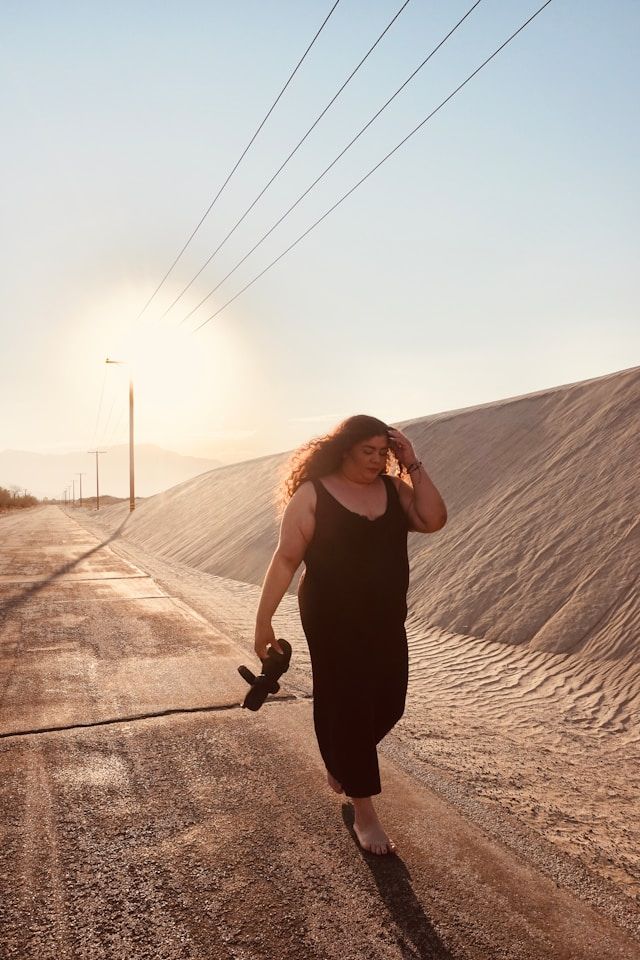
[77,364,640,902]
[92,364,639,656]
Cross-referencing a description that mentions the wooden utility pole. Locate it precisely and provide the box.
[106,359,135,513]
[87,450,106,510]
[76,472,85,508]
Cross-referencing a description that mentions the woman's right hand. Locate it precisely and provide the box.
[254,621,283,661]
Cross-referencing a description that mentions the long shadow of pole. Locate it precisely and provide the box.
[340,803,455,959]
[0,509,132,620]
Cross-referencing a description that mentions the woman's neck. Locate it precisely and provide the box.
[337,467,378,486]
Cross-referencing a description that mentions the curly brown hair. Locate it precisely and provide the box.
[275,414,408,516]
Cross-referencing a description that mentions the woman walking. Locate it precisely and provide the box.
[254,415,447,855]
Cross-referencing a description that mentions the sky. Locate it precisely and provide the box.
[1,0,638,470]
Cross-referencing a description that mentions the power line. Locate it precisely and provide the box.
[158,0,413,322]
[99,362,127,449]
[103,401,127,449]
[181,0,485,326]
[134,0,343,324]
[99,393,118,448]
[192,0,555,334]
[91,364,108,446]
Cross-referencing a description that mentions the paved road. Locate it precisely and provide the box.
[0,506,638,960]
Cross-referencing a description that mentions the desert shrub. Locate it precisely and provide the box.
[0,486,38,510]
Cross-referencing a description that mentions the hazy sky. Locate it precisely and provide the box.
[2,0,638,467]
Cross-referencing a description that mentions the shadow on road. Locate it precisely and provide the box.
[340,802,455,959]
[0,511,131,620]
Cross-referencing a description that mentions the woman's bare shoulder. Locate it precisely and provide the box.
[289,479,318,509]
[296,477,318,491]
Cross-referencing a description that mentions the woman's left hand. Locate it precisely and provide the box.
[387,427,417,468]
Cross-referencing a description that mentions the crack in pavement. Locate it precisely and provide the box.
[0,693,312,741]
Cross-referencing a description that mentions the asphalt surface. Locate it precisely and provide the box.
[0,506,638,960]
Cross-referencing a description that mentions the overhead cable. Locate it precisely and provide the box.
[182,0,485,325]
[159,0,413,321]
[103,408,127,449]
[91,365,108,447]
[100,394,118,448]
[192,0,555,333]
[133,0,342,323]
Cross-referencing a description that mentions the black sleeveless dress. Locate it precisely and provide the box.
[297,472,410,798]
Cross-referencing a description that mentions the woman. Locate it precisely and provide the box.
[254,415,447,855]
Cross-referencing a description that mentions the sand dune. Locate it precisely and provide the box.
[94,364,639,662]
[82,363,640,898]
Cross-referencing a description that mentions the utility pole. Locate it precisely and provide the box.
[76,472,85,508]
[87,450,106,510]
[129,376,135,512]
[72,478,75,507]
[105,358,135,512]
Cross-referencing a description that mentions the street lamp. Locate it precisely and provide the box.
[105,358,135,512]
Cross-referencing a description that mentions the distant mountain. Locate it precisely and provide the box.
[0,445,223,500]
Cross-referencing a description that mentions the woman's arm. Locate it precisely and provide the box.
[387,427,447,533]
[405,463,447,532]
[254,482,315,658]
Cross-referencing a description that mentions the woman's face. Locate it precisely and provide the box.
[343,434,389,479]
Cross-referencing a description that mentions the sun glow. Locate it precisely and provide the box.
[78,281,251,452]
[119,322,241,444]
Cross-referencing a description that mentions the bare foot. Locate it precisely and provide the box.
[350,797,396,855]
[327,770,344,794]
